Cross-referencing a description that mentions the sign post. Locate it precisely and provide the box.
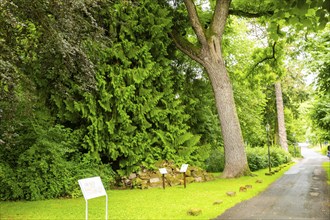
[159,168,167,189]
[180,164,189,188]
[78,176,108,220]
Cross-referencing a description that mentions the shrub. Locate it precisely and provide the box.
[0,162,23,200]
[270,147,291,167]
[205,147,225,172]
[288,145,302,158]
[0,125,116,201]
[246,147,268,171]
[204,145,291,173]
[320,145,329,156]
[246,146,291,171]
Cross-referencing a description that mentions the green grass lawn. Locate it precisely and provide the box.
[322,161,330,185]
[1,165,294,220]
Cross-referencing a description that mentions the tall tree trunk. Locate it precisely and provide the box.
[205,61,249,178]
[275,81,288,151]
[171,0,250,177]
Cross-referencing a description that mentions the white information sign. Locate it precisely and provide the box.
[78,176,107,200]
[159,168,168,174]
[78,176,108,220]
[180,164,189,173]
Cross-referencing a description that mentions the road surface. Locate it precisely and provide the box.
[215,145,330,220]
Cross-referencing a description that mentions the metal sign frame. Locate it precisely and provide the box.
[78,176,108,220]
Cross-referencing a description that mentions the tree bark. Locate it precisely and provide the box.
[205,58,250,178]
[171,0,250,177]
[275,81,288,151]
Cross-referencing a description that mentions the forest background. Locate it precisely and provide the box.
[0,0,329,201]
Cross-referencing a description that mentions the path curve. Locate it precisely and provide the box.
[215,146,330,220]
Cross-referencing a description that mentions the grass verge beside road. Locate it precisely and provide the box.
[0,164,293,220]
[322,161,330,185]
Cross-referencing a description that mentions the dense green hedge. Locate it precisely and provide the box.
[247,146,292,171]
[0,125,115,201]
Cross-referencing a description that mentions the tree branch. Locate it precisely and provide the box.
[170,30,204,65]
[229,9,274,18]
[252,42,277,69]
[183,0,208,47]
[210,0,231,36]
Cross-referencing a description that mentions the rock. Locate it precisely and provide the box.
[150,173,160,179]
[239,186,247,192]
[187,208,202,216]
[123,179,132,188]
[134,178,149,189]
[138,173,150,180]
[213,200,223,205]
[123,178,130,184]
[133,178,147,188]
[133,178,142,186]
[149,177,160,183]
[226,191,236,197]
[166,175,181,186]
[256,179,263,183]
[204,173,215,181]
[141,184,148,189]
[129,173,137,180]
[186,177,195,183]
[245,185,252,189]
[165,167,172,174]
[191,169,203,178]
[116,161,214,189]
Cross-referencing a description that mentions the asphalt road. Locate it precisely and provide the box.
[215,145,330,220]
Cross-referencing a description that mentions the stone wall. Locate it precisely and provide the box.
[120,161,214,189]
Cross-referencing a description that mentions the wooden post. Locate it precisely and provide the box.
[183,172,186,188]
[162,174,165,189]
[159,168,167,190]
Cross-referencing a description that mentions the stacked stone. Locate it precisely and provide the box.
[120,161,214,189]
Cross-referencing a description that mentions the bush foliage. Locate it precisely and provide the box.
[206,145,292,172]
[0,125,115,201]
[288,145,302,158]
[205,148,225,172]
[247,146,292,171]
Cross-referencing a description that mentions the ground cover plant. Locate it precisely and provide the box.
[0,165,293,220]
